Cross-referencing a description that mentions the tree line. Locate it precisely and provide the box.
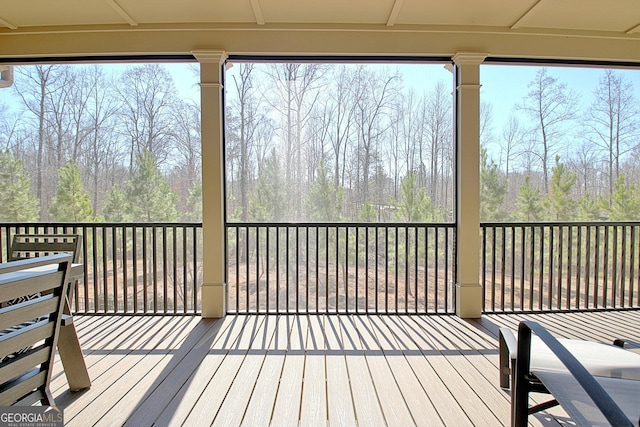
[1,62,639,224]
[0,63,201,223]
[226,64,640,223]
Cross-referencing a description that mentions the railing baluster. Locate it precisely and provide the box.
[576,225,582,309]
[375,226,379,313]
[603,225,609,307]
[266,226,271,313]
[244,226,251,313]
[612,225,619,308]
[620,225,627,308]
[630,226,637,307]
[182,226,188,314]
[415,226,419,313]
[586,225,592,308]
[172,226,177,313]
[256,226,261,313]
[557,226,563,310]
[133,226,139,313]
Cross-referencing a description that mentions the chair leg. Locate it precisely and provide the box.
[499,332,510,388]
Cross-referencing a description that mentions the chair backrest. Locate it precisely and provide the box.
[10,234,81,263]
[0,253,71,406]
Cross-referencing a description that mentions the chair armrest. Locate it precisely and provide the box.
[499,328,517,388]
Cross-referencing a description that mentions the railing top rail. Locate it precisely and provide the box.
[0,222,203,227]
[227,221,456,228]
[481,221,640,227]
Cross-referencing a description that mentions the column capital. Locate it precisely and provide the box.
[192,50,228,64]
[452,52,488,66]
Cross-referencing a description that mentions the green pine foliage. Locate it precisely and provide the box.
[577,193,602,220]
[357,202,378,222]
[0,150,39,222]
[249,152,287,221]
[605,175,640,220]
[480,148,508,221]
[306,160,344,221]
[514,176,542,221]
[127,149,178,222]
[49,160,94,222]
[392,172,434,222]
[544,156,577,221]
[102,184,130,222]
[185,181,202,222]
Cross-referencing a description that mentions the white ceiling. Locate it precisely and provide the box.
[0,0,639,35]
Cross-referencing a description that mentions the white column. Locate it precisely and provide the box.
[193,50,227,318]
[453,52,487,318]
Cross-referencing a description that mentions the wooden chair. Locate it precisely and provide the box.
[0,253,72,406]
[9,234,81,263]
[6,234,91,391]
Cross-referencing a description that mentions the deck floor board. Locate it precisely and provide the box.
[53,310,640,426]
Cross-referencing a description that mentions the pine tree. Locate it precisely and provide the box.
[306,160,344,221]
[185,181,202,222]
[544,156,577,221]
[514,176,542,221]
[127,149,178,222]
[577,193,601,220]
[102,184,130,222]
[605,175,640,220]
[480,148,508,221]
[248,152,287,221]
[49,160,94,222]
[357,202,377,222]
[0,150,39,222]
[393,172,434,222]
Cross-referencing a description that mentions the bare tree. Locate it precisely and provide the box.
[584,69,639,202]
[422,80,453,208]
[264,63,325,219]
[13,64,63,219]
[82,65,125,213]
[171,99,201,188]
[117,64,179,171]
[327,66,356,189]
[499,115,526,202]
[229,64,260,221]
[565,141,602,197]
[517,68,579,193]
[352,66,399,205]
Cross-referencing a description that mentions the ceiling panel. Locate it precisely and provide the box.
[118,0,256,24]
[522,0,640,32]
[396,0,535,27]
[0,0,122,27]
[260,0,391,24]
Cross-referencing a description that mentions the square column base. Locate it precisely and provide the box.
[201,282,226,318]
[456,282,482,318]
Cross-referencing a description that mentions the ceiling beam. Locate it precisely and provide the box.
[251,0,266,25]
[105,0,138,27]
[386,0,404,27]
[0,16,17,30]
[511,0,544,30]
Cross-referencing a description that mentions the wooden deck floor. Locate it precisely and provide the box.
[51,310,640,427]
